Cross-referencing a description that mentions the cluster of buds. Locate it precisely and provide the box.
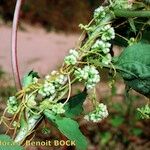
[101,25,115,41]
[92,6,115,65]
[94,6,106,23]
[64,49,79,65]
[84,103,108,122]
[38,72,67,97]
[74,66,100,89]
[7,96,18,114]
[92,40,111,54]
[40,100,65,115]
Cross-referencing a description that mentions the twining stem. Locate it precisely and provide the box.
[114,10,150,18]
[11,0,23,90]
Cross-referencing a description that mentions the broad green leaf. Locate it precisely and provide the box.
[22,70,39,87]
[64,91,87,118]
[115,42,150,98]
[0,135,24,150]
[44,110,88,150]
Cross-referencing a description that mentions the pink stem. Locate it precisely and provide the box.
[11,0,23,90]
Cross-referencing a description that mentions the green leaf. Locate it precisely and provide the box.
[110,116,124,127]
[64,91,87,118]
[44,110,88,150]
[22,70,39,87]
[0,135,24,150]
[115,42,150,97]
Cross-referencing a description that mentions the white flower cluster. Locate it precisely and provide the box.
[38,82,56,97]
[84,103,108,122]
[74,66,100,89]
[55,74,68,87]
[92,40,111,54]
[51,103,65,114]
[91,24,115,65]
[101,25,115,41]
[7,96,18,114]
[38,73,67,97]
[94,6,106,22]
[40,100,65,114]
[12,121,20,128]
[64,49,79,65]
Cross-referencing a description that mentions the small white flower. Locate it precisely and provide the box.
[101,25,115,41]
[64,55,77,65]
[92,40,111,54]
[39,82,56,97]
[7,96,18,114]
[51,70,58,76]
[55,74,68,85]
[52,103,65,114]
[101,25,111,31]
[12,121,20,128]
[64,49,79,65]
[69,49,79,58]
[8,96,17,105]
[94,6,106,22]
[45,75,50,80]
[86,84,95,90]
[84,115,90,121]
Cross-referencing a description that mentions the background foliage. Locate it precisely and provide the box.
[0,0,104,32]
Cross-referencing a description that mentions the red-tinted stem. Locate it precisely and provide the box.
[11,0,23,90]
